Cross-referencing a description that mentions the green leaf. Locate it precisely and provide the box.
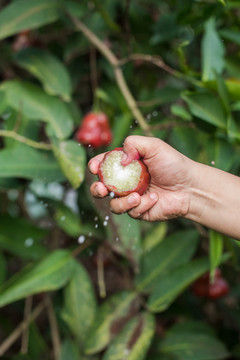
[0,146,65,182]
[52,139,86,189]
[0,249,76,307]
[28,323,48,359]
[226,78,240,101]
[60,339,83,360]
[108,213,141,272]
[215,72,230,114]
[54,203,82,237]
[149,253,233,313]
[3,112,41,150]
[142,222,168,253]
[0,91,7,115]
[209,230,224,282]
[159,321,229,360]
[61,262,97,343]
[85,291,139,355]
[201,18,225,82]
[0,214,48,260]
[111,113,133,149]
[147,257,210,313]
[0,252,6,285]
[1,80,73,139]
[151,14,179,44]
[102,312,155,360]
[135,229,199,292]
[0,0,60,41]
[221,29,240,46]
[203,137,234,172]
[182,91,226,128]
[169,126,201,160]
[14,48,72,102]
[170,104,192,121]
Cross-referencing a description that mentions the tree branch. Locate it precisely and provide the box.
[0,301,46,356]
[45,295,61,360]
[68,12,152,136]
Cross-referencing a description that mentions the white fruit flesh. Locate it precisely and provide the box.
[101,150,141,192]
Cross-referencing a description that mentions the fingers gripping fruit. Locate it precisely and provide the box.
[98,147,150,197]
[76,112,112,148]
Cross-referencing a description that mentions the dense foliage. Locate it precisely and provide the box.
[0,0,240,359]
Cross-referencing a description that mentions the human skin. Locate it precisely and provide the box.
[88,135,240,240]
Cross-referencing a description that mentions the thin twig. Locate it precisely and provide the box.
[0,130,52,150]
[0,301,46,356]
[97,246,106,298]
[45,294,61,360]
[21,296,33,354]
[72,239,93,257]
[119,53,203,87]
[119,53,180,77]
[68,12,152,136]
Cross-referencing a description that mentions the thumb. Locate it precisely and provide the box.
[121,135,153,165]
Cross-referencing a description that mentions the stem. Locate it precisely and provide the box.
[21,296,33,354]
[0,301,46,356]
[0,130,52,150]
[45,295,61,360]
[97,246,106,298]
[68,12,152,136]
[72,239,93,257]
[120,53,203,87]
[114,66,152,134]
[119,53,180,77]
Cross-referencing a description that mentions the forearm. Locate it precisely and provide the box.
[187,161,240,240]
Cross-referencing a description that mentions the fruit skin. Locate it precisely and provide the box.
[75,112,112,148]
[191,269,230,300]
[207,277,230,300]
[98,147,150,197]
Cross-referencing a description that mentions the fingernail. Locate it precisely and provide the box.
[128,194,138,204]
[149,193,158,201]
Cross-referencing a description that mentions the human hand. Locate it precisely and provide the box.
[88,135,194,221]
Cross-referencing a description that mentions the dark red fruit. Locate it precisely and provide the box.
[191,268,229,300]
[207,277,230,299]
[191,279,208,297]
[75,112,112,148]
[98,147,150,197]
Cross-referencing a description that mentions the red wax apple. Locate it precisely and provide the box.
[98,147,150,197]
[207,277,230,300]
[191,268,229,300]
[76,112,112,148]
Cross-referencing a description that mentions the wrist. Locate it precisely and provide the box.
[185,160,240,239]
[185,161,217,225]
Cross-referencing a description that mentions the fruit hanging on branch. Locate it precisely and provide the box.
[76,112,112,148]
[207,277,230,300]
[98,147,150,197]
[191,268,230,300]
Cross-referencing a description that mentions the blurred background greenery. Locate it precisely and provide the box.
[0,0,240,359]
